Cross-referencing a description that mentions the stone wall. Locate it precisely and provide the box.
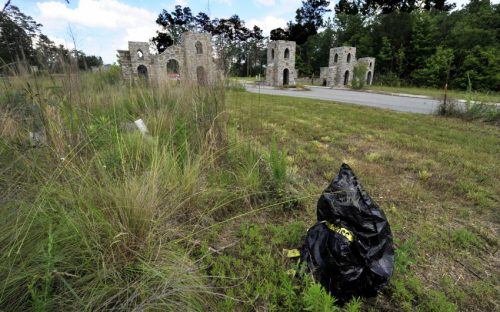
[117,32,221,85]
[266,40,296,87]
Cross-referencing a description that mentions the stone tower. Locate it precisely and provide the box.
[319,46,375,87]
[266,41,296,87]
[357,57,375,85]
[329,47,356,86]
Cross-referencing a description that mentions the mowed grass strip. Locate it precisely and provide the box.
[367,85,500,103]
[227,90,500,311]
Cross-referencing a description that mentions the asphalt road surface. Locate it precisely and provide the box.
[244,84,441,114]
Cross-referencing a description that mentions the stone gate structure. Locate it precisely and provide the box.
[117,32,220,84]
[320,47,375,87]
[266,40,296,87]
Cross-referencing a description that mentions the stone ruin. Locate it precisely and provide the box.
[117,32,220,85]
[320,47,375,87]
[266,40,297,87]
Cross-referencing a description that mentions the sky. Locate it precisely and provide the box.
[14,0,484,64]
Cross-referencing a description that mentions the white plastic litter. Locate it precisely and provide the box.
[134,119,149,135]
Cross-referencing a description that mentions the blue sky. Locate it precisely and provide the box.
[15,0,479,63]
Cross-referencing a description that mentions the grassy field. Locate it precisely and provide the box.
[367,85,500,103]
[224,90,499,311]
[1,73,499,311]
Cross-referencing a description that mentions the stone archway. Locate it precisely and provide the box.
[366,71,372,84]
[197,66,206,85]
[344,70,349,86]
[167,59,180,79]
[137,65,148,79]
[283,68,289,86]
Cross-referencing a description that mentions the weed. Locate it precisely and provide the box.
[418,169,432,180]
[303,283,339,312]
[365,152,381,162]
[451,228,482,250]
[268,136,288,193]
[344,297,363,312]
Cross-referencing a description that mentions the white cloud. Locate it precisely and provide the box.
[35,0,160,63]
[248,15,287,36]
[173,0,188,6]
[253,0,275,6]
[48,36,75,50]
[37,0,156,29]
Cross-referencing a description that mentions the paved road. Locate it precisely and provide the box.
[245,84,441,114]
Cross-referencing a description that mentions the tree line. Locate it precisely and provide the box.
[0,5,102,74]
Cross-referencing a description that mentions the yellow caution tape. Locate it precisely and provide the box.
[321,221,354,242]
[283,248,301,258]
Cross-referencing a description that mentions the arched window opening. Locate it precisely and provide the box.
[197,66,206,85]
[137,65,148,79]
[271,49,275,60]
[284,48,290,59]
[369,62,372,67]
[343,70,349,85]
[167,59,180,79]
[334,53,338,63]
[283,68,289,86]
[137,50,144,60]
[195,41,203,54]
[347,53,351,63]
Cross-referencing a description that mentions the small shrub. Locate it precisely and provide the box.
[351,63,368,90]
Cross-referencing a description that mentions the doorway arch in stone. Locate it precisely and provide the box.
[137,65,148,79]
[283,68,290,86]
[344,70,349,85]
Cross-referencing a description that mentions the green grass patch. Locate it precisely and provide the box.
[368,85,500,103]
[226,89,499,311]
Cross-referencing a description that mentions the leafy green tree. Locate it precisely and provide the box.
[0,5,40,67]
[406,11,441,76]
[152,6,196,52]
[412,46,453,88]
[453,46,500,91]
[377,36,393,73]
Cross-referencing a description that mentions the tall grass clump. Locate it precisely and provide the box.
[437,74,500,125]
[0,64,261,311]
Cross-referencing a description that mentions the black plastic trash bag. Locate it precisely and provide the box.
[301,163,394,301]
